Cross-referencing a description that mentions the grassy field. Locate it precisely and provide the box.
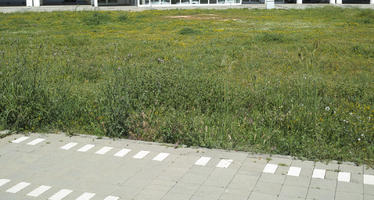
[0,7,373,165]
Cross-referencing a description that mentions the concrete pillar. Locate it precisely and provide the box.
[296,0,302,4]
[33,0,41,6]
[371,0,373,4]
[26,0,33,7]
[265,0,274,9]
[94,0,99,7]
[336,0,342,4]
[329,0,335,4]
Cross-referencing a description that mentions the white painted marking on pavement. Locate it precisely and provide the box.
[152,153,170,161]
[364,174,374,185]
[287,166,301,177]
[133,150,150,159]
[6,182,30,193]
[95,147,113,155]
[104,196,119,200]
[77,144,95,152]
[27,185,51,197]
[27,138,45,145]
[216,159,233,168]
[0,179,10,187]
[114,148,131,157]
[61,142,78,150]
[338,172,351,182]
[12,136,29,143]
[195,157,211,166]
[263,164,278,174]
[49,189,73,200]
[312,169,326,179]
[75,192,95,200]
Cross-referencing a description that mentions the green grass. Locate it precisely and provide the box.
[0,7,373,165]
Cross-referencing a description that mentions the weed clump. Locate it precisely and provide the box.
[82,12,111,26]
[118,14,129,22]
[254,32,286,43]
[351,44,374,58]
[179,27,200,35]
[356,10,374,24]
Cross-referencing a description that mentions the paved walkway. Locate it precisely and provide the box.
[0,4,373,13]
[0,133,373,200]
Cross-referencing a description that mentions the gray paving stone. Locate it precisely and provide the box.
[237,158,266,177]
[190,195,218,200]
[112,185,143,199]
[364,185,374,196]
[315,161,339,171]
[364,166,374,175]
[335,191,363,200]
[299,167,314,178]
[248,192,278,200]
[336,182,363,194]
[204,168,237,187]
[292,160,314,167]
[309,178,336,191]
[168,182,200,194]
[339,163,363,174]
[269,157,292,166]
[288,160,314,178]
[279,185,308,199]
[162,192,192,200]
[219,192,249,200]
[63,190,99,200]
[191,185,225,200]
[1,133,372,200]
[180,171,211,184]
[155,169,187,182]
[133,188,169,200]
[253,181,282,196]
[141,183,173,192]
[227,174,258,190]
[352,172,365,184]
[284,176,311,187]
[277,196,304,200]
[219,188,250,200]
[325,170,338,180]
[148,179,177,188]
[275,165,290,176]
[259,174,286,184]
[306,188,335,200]
[0,192,37,200]
[364,194,374,200]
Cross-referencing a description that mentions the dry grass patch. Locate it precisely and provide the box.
[165,14,237,21]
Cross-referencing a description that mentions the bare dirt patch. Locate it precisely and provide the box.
[165,14,237,21]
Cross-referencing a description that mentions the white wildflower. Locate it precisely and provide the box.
[325,106,330,111]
